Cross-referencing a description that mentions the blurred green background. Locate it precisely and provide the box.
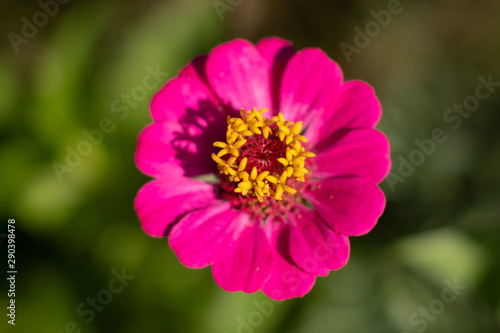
[1,0,500,332]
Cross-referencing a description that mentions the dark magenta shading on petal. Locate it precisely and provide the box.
[169,202,239,268]
[279,48,343,143]
[135,118,222,178]
[287,207,350,276]
[134,178,219,237]
[150,77,222,124]
[256,37,296,114]
[212,220,273,293]
[314,128,390,184]
[313,80,382,150]
[206,39,272,111]
[178,55,210,87]
[261,222,316,300]
[305,177,386,236]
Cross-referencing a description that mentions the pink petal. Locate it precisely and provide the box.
[179,56,241,120]
[212,219,273,293]
[313,128,391,184]
[206,39,272,111]
[304,177,386,236]
[134,178,218,237]
[135,120,220,178]
[178,55,210,87]
[150,76,224,126]
[313,80,382,149]
[288,207,350,276]
[256,37,295,114]
[279,48,343,142]
[169,202,239,268]
[261,221,316,300]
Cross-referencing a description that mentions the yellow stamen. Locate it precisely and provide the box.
[211,107,315,203]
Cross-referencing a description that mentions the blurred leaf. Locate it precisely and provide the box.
[93,221,151,271]
[30,2,111,148]
[0,52,19,129]
[13,145,108,231]
[93,0,223,135]
[393,227,489,284]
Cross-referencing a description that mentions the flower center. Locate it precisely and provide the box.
[212,108,315,203]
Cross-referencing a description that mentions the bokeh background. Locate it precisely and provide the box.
[1,0,500,332]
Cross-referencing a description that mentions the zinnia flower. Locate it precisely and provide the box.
[134,37,390,300]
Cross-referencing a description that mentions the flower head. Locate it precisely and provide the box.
[134,37,390,300]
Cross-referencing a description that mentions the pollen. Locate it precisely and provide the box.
[212,107,315,202]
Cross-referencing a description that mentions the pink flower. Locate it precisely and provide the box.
[134,37,390,300]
